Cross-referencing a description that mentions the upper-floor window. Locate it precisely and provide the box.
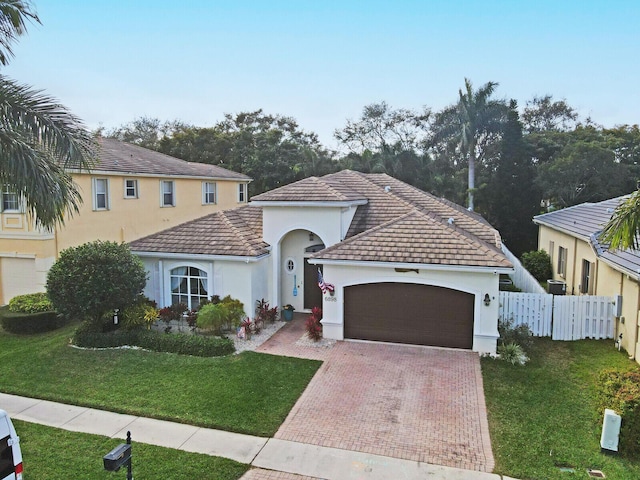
[1,185,19,212]
[202,182,217,205]
[124,179,138,199]
[548,241,555,264]
[92,178,110,210]
[557,246,567,278]
[161,180,175,207]
[238,183,246,203]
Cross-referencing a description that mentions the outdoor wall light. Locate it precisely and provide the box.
[484,293,491,306]
[309,232,315,241]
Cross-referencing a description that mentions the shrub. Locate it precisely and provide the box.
[8,292,54,313]
[597,369,640,458]
[46,241,147,326]
[497,342,528,365]
[256,299,278,324]
[0,305,64,334]
[120,297,158,331]
[305,306,323,342]
[498,317,533,350]
[73,326,234,357]
[521,250,552,282]
[197,295,245,335]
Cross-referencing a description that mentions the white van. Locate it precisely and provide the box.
[0,410,22,480]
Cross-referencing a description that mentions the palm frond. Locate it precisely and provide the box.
[600,192,640,250]
[0,0,40,65]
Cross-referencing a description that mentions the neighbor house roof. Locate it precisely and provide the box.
[534,196,640,278]
[77,137,251,180]
[129,205,269,258]
[130,170,511,269]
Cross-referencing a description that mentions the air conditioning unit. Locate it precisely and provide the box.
[600,408,621,453]
[547,280,566,295]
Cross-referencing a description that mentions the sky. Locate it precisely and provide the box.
[5,0,640,150]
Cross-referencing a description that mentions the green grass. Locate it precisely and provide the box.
[13,420,248,480]
[482,338,640,480]
[0,325,321,437]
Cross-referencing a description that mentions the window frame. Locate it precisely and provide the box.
[124,178,138,199]
[581,259,594,294]
[557,246,567,278]
[161,180,176,207]
[238,183,246,203]
[1,185,20,212]
[169,265,209,310]
[92,178,110,211]
[202,181,217,205]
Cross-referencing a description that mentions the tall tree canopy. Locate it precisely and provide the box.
[429,78,506,211]
[0,1,95,230]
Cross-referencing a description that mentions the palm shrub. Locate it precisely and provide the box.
[196,295,245,335]
[497,342,529,365]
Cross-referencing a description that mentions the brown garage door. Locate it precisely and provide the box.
[344,283,474,349]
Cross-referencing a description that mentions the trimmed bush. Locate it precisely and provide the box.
[498,317,533,350]
[8,292,54,313]
[0,306,64,334]
[521,250,552,282]
[597,368,640,458]
[73,326,235,357]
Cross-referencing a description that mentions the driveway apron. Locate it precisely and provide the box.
[272,340,494,472]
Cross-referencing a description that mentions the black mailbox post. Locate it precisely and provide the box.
[103,431,132,479]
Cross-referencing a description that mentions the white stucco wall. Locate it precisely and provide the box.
[318,263,501,354]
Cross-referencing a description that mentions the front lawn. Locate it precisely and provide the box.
[14,420,248,480]
[0,325,321,437]
[482,338,640,479]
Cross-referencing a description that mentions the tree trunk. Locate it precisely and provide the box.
[468,153,475,211]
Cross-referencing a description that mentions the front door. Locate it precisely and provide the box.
[304,260,323,310]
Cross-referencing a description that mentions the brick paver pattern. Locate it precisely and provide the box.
[261,319,494,472]
[241,468,323,480]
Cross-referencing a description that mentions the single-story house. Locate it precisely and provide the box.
[130,170,513,353]
[534,196,640,363]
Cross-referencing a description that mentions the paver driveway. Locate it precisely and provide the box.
[260,322,494,472]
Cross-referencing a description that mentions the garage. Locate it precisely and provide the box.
[344,282,475,349]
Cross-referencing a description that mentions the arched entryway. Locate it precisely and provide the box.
[279,229,325,311]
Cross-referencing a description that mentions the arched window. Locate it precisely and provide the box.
[170,266,208,310]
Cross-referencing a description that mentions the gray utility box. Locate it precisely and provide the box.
[547,280,566,295]
[103,443,131,472]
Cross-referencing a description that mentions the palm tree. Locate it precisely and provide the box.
[600,190,640,250]
[431,78,505,211]
[0,1,96,230]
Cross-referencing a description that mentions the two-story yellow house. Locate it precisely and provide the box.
[0,137,251,304]
[534,196,640,364]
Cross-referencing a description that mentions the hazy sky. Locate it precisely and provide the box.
[5,0,639,149]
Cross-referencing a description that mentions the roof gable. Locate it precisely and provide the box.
[313,210,511,268]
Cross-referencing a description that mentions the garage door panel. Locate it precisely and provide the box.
[344,283,474,349]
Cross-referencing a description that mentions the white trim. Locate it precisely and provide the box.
[251,199,368,208]
[133,250,270,262]
[0,233,55,240]
[160,180,176,207]
[67,168,251,182]
[0,251,37,259]
[238,183,247,203]
[92,177,110,211]
[123,178,139,199]
[308,258,513,274]
[202,181,217,205]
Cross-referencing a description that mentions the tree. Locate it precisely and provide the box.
[0,1,96,230]
[46,241,147,325]
[429,78,506,210]
[106,116,188,150]
[158,110,336,195]
[522,95,579,133]
[484,101,539,256]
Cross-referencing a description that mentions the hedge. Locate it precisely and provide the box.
[8,292,54,314]
[0,306,64,334]
[597,368,640,458]
[73,327,235,357]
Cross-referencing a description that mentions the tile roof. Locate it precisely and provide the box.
[129,205,268,257]
[534,195,640,277]
[130,169,511,269]
[313,210,511,268]
[85,138,251,180]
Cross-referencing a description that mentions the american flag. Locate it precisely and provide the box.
[317,268,335,294]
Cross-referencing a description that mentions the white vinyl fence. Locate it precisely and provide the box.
[499,292,615,340]
[501,245,546,294]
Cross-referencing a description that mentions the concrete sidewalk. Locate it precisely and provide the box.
[0,392,515,480]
